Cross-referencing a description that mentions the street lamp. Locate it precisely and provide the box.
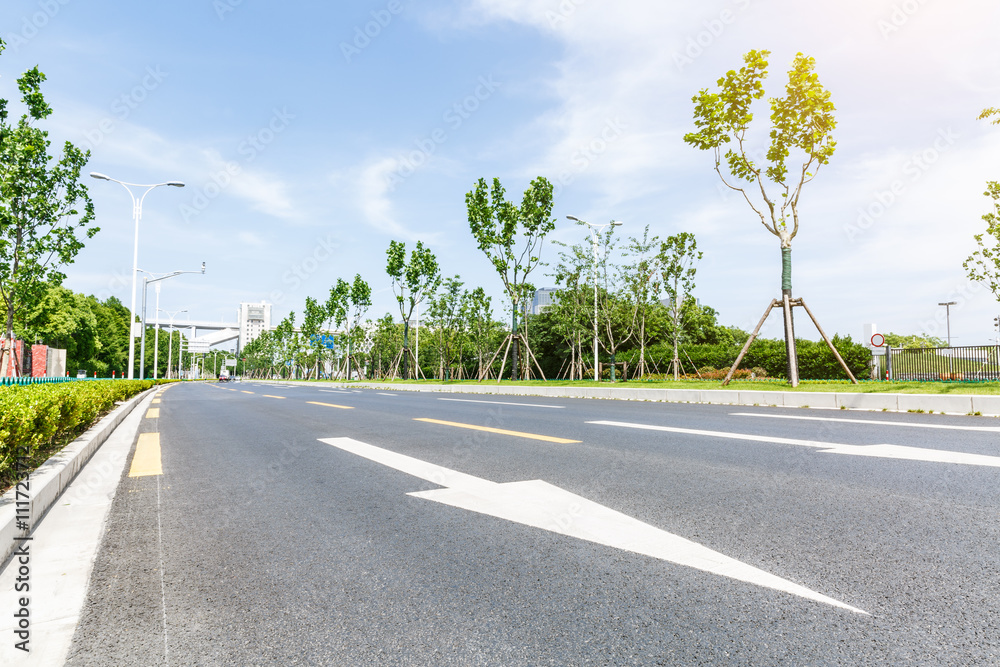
[90,172,184,380]
[567,216,623,382]
[139,262,205,380]
[159,308,187,379]
[937,301,957,347]
[938,301,957,377]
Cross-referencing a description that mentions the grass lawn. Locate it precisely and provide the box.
[279,378,1000,395]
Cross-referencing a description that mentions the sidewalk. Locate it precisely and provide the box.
[258,380,1000,417]
[0,388,157,665]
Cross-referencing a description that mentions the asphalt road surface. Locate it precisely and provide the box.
[63,382,1000,665]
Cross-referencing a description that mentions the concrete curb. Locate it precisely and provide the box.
[254,380,1000,417]
[0,386,157,567]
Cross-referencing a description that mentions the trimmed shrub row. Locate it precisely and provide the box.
[617,336,870,381]
[0,380,161,488]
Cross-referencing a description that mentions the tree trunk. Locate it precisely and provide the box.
[639,317,646,378]
[510,304,519,381]
[402,320,410,380]
[781,246,799,386]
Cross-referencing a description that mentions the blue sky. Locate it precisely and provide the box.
[2,0,999,348]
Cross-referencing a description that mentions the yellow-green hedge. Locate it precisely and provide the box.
[0,380,160,486]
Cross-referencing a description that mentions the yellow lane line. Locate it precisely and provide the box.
[307,401,354,410]
[262,395,286,399]
[128,432,162,477]
[151,399,161,404]
[413,418,580,444]
[146,408,160,419]
[242,391,254,394]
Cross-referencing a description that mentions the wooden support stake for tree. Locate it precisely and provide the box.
[722,299,779,386]
[794,298,858,384]
[478,335,510,382]
[522,338,548,381]
[492,335,514,384]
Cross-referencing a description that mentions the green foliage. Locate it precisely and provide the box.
[883,332,947,349]
[0,379,155,488]
[614,335,868,381]
[660,232,702,378]
[465,176,555,307]
[683,50,836,247]
[386,240,440,321]
[0,48,97,357]
[964,181,1000,301]
[979,108,1000,125]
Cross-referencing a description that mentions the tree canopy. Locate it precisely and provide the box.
[0,40,97,373]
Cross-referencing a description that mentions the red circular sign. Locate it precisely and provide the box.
[871,333,885,347]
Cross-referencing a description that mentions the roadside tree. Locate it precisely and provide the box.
[0,42,97,376]
[659,232,702,380]
[683,49,855,386]
[386,240,440,379]
[466,176,555,380]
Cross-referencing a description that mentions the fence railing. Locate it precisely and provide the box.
[0,376,96,387]
[882,345,1000,381]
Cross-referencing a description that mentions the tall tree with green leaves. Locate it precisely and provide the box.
[621,225,662,378]
[683,49,836,385]
[325,278,350,377]
[550,240,592,379]
[658,232,702,380]
[466,176,555,380]
[427,276,465,380]
[465,287,498,380]
[301,296,327,379]
[0,41,97,376]
[386,240,440,379]
[344,274,372,380]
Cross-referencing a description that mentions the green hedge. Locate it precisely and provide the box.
[616,336,870,380]
[0,380,161,488]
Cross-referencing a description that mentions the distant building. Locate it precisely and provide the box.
[530,288,559,315]
[239,302,272,350]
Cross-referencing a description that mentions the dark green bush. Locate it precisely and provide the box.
[617,336,869,381]
[0,380,157,488]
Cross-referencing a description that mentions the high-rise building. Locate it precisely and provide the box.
[238,302,272,350]
[530,288,559,315]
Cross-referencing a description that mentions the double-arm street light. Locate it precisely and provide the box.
[140,263,205,379]
[90,172,185,379]
[567,216,623,382]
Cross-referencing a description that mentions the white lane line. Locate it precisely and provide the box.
[319,436,866,614]
[437,398,565,409]
[377,393,398,396]
[730,412,1000,433]
[319,389,350,394]
[588,420,1000,468]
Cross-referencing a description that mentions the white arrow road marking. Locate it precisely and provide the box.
[319,437,867,614]
[588,420,1000,468]
[730,412,1000,433]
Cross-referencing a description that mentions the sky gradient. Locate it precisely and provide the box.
[2,0,998,348]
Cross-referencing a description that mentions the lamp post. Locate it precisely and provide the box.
[139,263,205,380]
[90,172,184,380]
[938,300,957,377]
[938,301,957,347]
[160,309,187,379]
[567,216,622,382]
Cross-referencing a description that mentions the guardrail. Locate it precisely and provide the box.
[885,345,1000,381]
